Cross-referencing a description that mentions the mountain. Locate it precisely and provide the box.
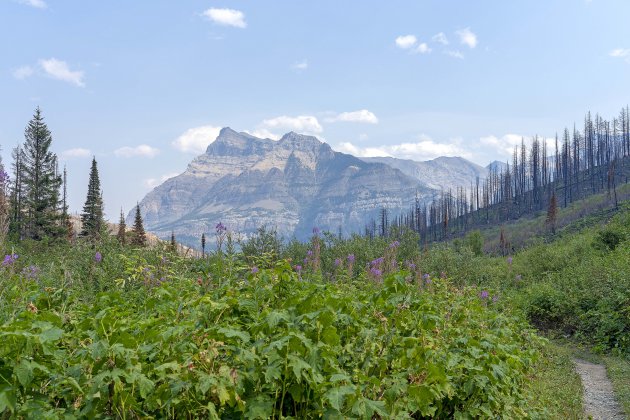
[361,156,487,191]
[133,128,435,246]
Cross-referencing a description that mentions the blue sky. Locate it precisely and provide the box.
[1,0,629,220]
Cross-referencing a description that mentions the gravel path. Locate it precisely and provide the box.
[574,359,626,420]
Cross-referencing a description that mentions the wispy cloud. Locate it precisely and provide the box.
[456,28,478,48]
[202,8,246,28]
[335,134,470,161]
[172,125,222,154]
[480,134,524,155]
[39,58,85,87]
[261,115,323,135]
[292,59,308,71]
[17,0,46,9]
[445,50,464,59]
[610,48,630,58]
[415,42,431,54]
[12,65,34,80]
[395,35,418,49]
[61,148,91,159]
[432,32,449,45]
[325,110,379,124]
[114,145,160,158]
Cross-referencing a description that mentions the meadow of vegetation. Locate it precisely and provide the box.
[1,196,627,418]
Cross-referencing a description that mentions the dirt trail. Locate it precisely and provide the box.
[574,359,626,420]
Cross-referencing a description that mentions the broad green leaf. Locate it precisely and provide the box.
[325,385,355,411]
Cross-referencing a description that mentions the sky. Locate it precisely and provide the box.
[1,0,629,220]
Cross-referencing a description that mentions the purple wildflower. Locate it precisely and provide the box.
[251,266,259,274]
[480,290,490,300]
[406,261,416,270]
[2,254,18,267]
[492,295,499,303]
[303,257,309,265]
[295,265,302,272]
[389,240,400,249]
[215,222,226,233]
[423,273,432,284]
[370,267,382,277]
[507,256,513,265]
[312,227,320,235]
[347,254,355,263]
[94,252,102,263]
[22,265,40,281]
[370,257,384,267]
[334,258,341,267]
[307,250,313,257]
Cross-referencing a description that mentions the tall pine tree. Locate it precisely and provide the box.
[131,204,146,247]
[117,208,127,245]
[20,107,63,240]
[80,157,105,239]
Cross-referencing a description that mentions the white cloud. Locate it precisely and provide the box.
[12,65,34,80]
[202,8,246,28]
[335,135,470,161]
[144,172,179,189]
[114,145,160,158]
[326,109,379,124]
[261,115,323,135]
[17,0,46,9]
[61,148,91,159]
[432,32,449,45]
[244,128,280,140]
[456,28,478,48]
[610,48,630,58]
[480,134,524,155]
[445,50,464,59]
[39,58,85,87]
[395,35,417,49]
[415,42,431,54]
[292,59,308,70]
[172,125,222,154]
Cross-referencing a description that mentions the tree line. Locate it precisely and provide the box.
[0,107,148,248]
[368,107,630,245]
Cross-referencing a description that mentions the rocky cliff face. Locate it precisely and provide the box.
[133,128,434,246]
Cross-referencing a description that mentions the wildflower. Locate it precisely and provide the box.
[480,290,490,299]
[27,302,38,313]
[295,265,302,272]
[2,254,18,267]
[215,222,226,233]
[334,258,341,267]
[197,277,203,285]
[22,265,40,281]
[423,273,432,284]
[307,250,313,257]
[347,254,355,263]
[406,261,416,270]
[389,240,400,249]
[312,227,320,235]
[370,257,384,267]
[370,267,382,277]
[507,256,513,265]
[492,295,499,303]
[251,266,259,274]
[303,258,309,265]
[94,251,102,263]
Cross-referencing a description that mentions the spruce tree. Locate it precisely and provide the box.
[201,233,206,257]
[80,157,105,239]
[131,204,146,247]
[170,231,176,252]
[117,208,127,245]
[20,107,63,240]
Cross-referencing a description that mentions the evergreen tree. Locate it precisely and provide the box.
[131,204,146,247]
[80,157,105,239]
[117,208,127,245]
[546,192,558,235]
[170,231,176,252]
[201,233,206,257]
[19,107,63,240]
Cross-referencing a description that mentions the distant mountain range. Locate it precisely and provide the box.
[132,128,492,246]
